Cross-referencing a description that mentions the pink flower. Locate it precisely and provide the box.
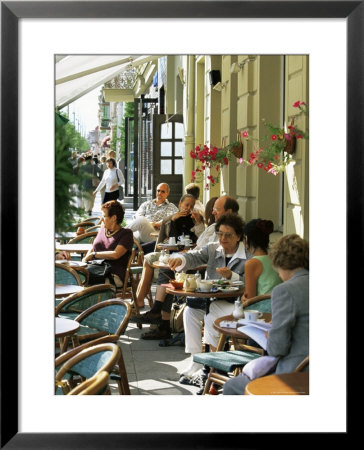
[284,134,291,140]
[242,131,248,138]
[293,100,301,108]
[268,168,279,176]
[271,134,277,141]
[239,158,243,164]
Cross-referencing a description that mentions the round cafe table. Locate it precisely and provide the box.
[56,260,87,268]
[166,287,245,299]
[244,372,309,395]
[55,317,80,353]
[55,284,84,298]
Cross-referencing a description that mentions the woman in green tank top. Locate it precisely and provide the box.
[242,219,282,312]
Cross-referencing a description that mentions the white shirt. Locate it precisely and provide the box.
[195,223,217,249]
[95,167,124,193]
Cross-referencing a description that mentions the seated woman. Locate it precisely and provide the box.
[242,219,282,311]
[223,234,309,395]
[168,213,247,376]
[133,194,205,339]
[82,200,133,287]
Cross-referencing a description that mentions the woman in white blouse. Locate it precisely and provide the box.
[93,157,124,203]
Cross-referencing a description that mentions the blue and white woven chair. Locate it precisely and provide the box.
[55,343,120,395]
[55,283,116,320]
[192,294,271,394]
[56,299,132,395]
[55,262,82,286]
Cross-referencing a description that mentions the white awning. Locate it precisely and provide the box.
[55,55,160,109]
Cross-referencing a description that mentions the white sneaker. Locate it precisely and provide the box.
[180,361,203,377]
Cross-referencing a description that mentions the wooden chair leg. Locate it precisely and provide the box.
[202,369,214,394]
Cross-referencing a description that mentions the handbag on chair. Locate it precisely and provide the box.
[85,260,113,285]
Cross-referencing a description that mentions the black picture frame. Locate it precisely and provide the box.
[1,1,356,448]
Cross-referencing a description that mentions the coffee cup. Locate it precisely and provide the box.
[244,310,263,321]
[199,280,213,292]
[169,237,176,245]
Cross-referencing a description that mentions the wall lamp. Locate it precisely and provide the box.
[230,56,257,74]
[213,80,229,91]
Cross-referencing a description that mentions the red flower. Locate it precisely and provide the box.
[293,100,301,108]
[271,134,277,141]
[223,157,229,165]
[296,134,303,139]
[190,150,197,159]
[192,171,196,177]
[258,163,264,168]
[250,153,255,159]
[242,131,248,138]
[274,154,279,160]
[215,165,219,171]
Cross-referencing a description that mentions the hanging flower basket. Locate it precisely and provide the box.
[240,101,308,175]
[190,144,230,188]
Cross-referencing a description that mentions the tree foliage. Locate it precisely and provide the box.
[55,112,87,233]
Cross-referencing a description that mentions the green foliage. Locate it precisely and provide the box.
[55,112,85,233]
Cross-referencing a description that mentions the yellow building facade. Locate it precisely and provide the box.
[166,54,309,240]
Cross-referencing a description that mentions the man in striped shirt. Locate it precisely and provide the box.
[126,183,178,243]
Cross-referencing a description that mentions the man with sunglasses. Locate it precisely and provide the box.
[126,183,178,244]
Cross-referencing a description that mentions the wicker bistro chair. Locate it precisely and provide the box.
[82,224,101,233]
[56,299,132,394]
[55,263,82,286]
[67,370,110,395]
[193,294,271,394]
[55,343,120,395]
[72,298,131,346]
[68,299,132,394]
[72,266,90,286]
[129,238,153,315]
[55,283,116,320]
[72,217,101,229]
[68,231,98,244]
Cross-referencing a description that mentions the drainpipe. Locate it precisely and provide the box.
[184,55,195,186]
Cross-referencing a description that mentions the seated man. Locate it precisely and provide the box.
[126,183,178,244]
